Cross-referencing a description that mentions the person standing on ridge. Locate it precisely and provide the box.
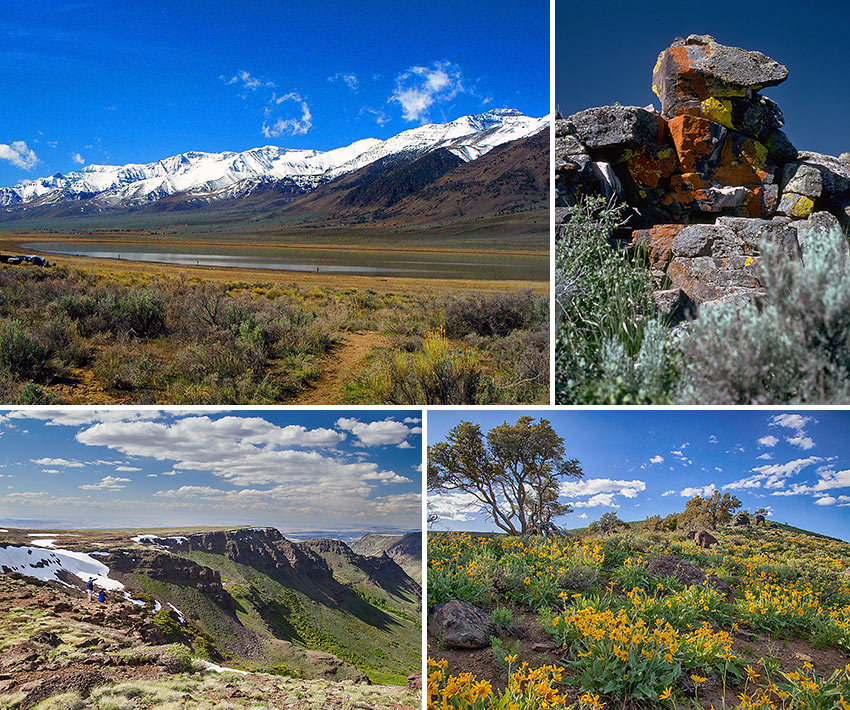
[86,577,94,603]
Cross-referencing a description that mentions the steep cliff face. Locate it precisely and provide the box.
[106,548,236,613]
[350,533,422,582]
[299,538,420,600]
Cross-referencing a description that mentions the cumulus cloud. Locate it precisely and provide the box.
[661,489,676,496]
[73,416,407,491]
[0,141,39,170]
[680,484,717,497]
[390,60,464,123]
[428,491,481,522]
[723,456,821,491]
[335,417,417,447]
[708,435,718,444]
[571,493,619,508]
[650,455,664,464]
[560,478,645,499]
[328,72,359,90]
[758,435,779,447]
[262,92,313,137]
[769,414,816,449]
[80,476,131,491]
[10,410,161,427]
[757,453,773,460]
[70,152,85,165]
[115,466,141,472]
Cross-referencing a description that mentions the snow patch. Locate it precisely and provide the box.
[29,538,57,548]
[200,660,248,676]
[122,592,146,607]
[0,544,124,590]
[167,602,185,624]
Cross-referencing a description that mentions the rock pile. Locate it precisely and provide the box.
[556,35,850,311]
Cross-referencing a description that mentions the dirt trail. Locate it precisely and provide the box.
[295,330,390,404]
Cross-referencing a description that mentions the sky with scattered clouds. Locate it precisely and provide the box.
[0,409,422,534]
[555,0,849,157]
[0,0,548,186]
[428,410,850,541]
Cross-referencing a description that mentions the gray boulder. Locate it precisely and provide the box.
[429,600,495,649]
[565,105,665,152]
[716,216,801,258]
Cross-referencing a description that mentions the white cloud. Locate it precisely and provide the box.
[428,491,481,522]
[335,417,415,447]
[680,484,717,497]
[11,410,161,427]
[262,92,313,137]
[757,453,773,460]
[724,456,821,491]
[708,435,718,444]
[79,476,131,491]
[815,496,837,506]
[41,469,60,474]
[571,493,619,508]
[650,455,664,464]
[223,70,275,91]
[390,60,464,122]
[31,457,84,468]
[0,141,39,170]
[560,478,645,499]
[73,416,405,490]
[327,72,359,90]
[787,434,815,450]
[661,489,675,496]
[578,513,588,519]
[115,466,141,472]
[770,414,813,431]
[758,435,779,447]
[360,105,391,126]
[70,152,85,165]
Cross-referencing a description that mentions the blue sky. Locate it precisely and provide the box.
[428,410,850,541]
[0,409,422,533]
[556,0,849,157]
[0,0,549,187]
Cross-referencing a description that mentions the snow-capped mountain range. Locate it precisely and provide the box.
[0,109,546,211]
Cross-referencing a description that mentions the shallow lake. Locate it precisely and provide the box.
[22,241,548,282]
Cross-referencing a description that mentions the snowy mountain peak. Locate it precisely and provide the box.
[4,109,547,211]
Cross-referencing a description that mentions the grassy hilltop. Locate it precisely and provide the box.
[427,516,850,709]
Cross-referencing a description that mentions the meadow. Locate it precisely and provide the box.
[0,230,548,404]
[427,519,850,709]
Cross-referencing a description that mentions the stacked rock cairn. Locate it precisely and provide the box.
[556,35,850,319]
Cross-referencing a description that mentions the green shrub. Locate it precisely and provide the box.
[443,290,542,338]
[490,606,514,628]
[555,197,675,403]
[0,318,53,381]
[678,225,850,403]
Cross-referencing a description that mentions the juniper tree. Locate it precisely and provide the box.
[427,416,582,536]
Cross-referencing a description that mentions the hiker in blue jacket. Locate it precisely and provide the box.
[98,589,106,603]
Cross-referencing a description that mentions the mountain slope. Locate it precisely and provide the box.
[350,533,422,582]
[0,109,546,218]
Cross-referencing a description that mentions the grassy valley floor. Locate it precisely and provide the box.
[0,226,548,405]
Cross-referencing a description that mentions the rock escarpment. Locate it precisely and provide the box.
[556,35,850,311]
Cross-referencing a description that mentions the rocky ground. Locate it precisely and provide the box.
[0,574,420,709]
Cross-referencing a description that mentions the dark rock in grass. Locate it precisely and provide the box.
[695,529,718,548]
[755,514,766,526]
[407,673,422,691]
[732,512,750,527]
[648,553,734,599]
[429,600,495,649]
[30,630,63,647]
